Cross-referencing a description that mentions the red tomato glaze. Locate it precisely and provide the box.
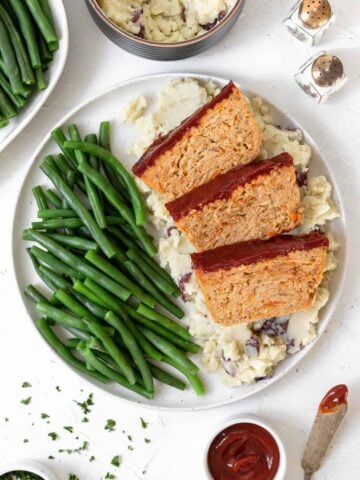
[207,423,280,480]
[318,384,348,414]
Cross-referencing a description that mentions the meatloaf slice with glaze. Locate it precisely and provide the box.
[132,81,263,201]
[166,152,303,251]
[191,232,329,326]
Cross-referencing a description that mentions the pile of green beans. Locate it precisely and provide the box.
[23,121,204,400]
[0,0,59,128]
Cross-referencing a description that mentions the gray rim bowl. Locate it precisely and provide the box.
[85,0,246,60]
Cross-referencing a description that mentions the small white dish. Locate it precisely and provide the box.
[203,415,287,480]
[0,459,58,480]
[0,0,69,154]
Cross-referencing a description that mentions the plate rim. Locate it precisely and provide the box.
[11,72,349,411]
[0,0,69,154]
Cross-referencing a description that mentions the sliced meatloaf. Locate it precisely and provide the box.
[166,152,303,251]
[132,81,263,201]
[191,232,329,326]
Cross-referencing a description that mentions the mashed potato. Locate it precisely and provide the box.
[98,0,234,43]
[126,78,340,386]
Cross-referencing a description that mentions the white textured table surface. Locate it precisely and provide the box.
[1,1,360,479]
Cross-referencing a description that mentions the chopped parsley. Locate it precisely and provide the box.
[41,413,50,419]
[20,397,32,405]
[48,456,54,460]
[144,438,151,444]
[23,438,29,443]
[105,419,116,432]
[48,432,58,441]
[59,441,88,455]
[75,393,94,414]
[56,386,61,392]
[105,474,115,479]
[111,455,121,467]
[140,418,148,429]
[81,417,89,423]
[63,426,74,433]
[127,445,134,451]
[5,417,9,422]
[89,456,96,462]
[22,382,32,388]
[127,435,132,442]
[68,475,79,480]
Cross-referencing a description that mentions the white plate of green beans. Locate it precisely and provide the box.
[0,0,68,153]
[11,73,347,410]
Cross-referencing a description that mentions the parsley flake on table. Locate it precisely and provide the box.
[48,456,55,460]
[105,473,116,479]
[22,381,32,388]
[56,386,62,392]
[41,413,50,419]
[82,417,89,423]
[127,435,132,442]
[21,396,32,405]
[5,417,9,422]
[68,474,79,480]
[23,438,29,443]
[75,393,94,414]
[140,418,148,429]
[111,455,121,467]
[89,456,96,462]
[105,419,116,432]
[48,432,58,441]
[144,438,151,444]
[63,426,74,433]
[127,445,134,451]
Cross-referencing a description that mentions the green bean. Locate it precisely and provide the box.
[0,86,16,118]
[24,284,49,304]
[69,124,107,229]
[78,343,152,399]
[77,158,155,256]
[0,3,34,85]
[38,0,54,29]
[27,248,58,292]
[137,303,190,340]
[25,0,58,51]
[43,189,62,208]
[105,311,153,393]
[163,357,205,396]
[126,247,177,296]
[84,249,156,308]
[38,264,72,290]
[32,186,48,210]
[23,230,131,302]
[54,289,98,323]
[8,0,42,69]
[54,153,72,177]
[0,69,25,108]
[32,216,125,230]
[140,327,199,375]
[80,132,107,229]
[40,162,117,258]
[30,245,83,280]
[99,121,128,200]
[79,278,162,362]
[71,289,108,320]
[0,114,9,128]
[36,319,108,383]
[37,208,77,218]
[51,127,77,168]
[34,65,46,90]
[149,363,186,391]
[38,31,52,63]
[124,260,183,319]
[0,15,25,94]
[83,319,136,385]
[36,301,88,332]
[109,226,180,295]
[126,306,199,354]
[64,140,147,227]
[73,280,109,308]
[47,233,99,252]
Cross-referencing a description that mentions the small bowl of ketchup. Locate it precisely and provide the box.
[204,416,287,480]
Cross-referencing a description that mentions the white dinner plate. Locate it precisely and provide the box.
[11,73,348,410]
[0,0,69,153]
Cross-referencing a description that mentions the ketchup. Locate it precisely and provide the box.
[318,384,348,415]
[207,423,280,480]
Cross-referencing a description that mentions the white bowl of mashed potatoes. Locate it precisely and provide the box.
[85,0,246,60]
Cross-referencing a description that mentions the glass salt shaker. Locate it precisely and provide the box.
[294,51,348,103]
[284,0,336,46]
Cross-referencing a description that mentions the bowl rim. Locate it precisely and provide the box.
[202,415,287,480]
[87,0,245,48]
[0,459,58,480]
